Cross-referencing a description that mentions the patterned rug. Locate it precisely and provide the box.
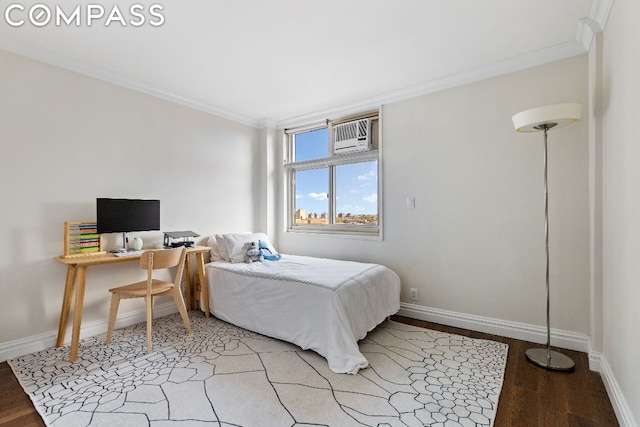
[9,311,508,427]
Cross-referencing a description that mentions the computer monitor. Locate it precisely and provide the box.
[96,198,160,251]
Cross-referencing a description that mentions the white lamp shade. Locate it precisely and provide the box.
[512,103,582,132]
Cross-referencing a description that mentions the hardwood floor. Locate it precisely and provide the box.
[0,315,619,427]
[0,362,44,427]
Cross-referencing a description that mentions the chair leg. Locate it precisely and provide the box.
[172,287,192,333]
[145,295,153,353]
[106,293,120,344]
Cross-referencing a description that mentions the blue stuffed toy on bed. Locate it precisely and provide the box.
[259,240,281,261]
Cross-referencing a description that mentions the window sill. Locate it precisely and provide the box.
[287,225,382,241]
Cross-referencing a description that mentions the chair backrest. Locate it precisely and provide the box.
[139,247,187,291]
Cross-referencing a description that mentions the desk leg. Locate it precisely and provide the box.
[184,255,192,310]
[196,253,210,318]
[56,265,77,347]
[69,266,87,362]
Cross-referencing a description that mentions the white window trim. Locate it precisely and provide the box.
[284,112,382,238]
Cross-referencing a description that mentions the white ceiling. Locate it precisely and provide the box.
[0,1,611,128]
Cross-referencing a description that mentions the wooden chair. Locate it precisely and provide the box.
[106,247,192,353]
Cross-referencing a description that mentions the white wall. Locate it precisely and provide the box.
[0,50,259,346]
[602,0,640,424]
[1,21,635,425]
[278,55,590,338]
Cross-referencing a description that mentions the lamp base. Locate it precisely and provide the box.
[525,348,575,372]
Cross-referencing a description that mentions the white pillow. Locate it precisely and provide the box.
[215,234,232,262]
[220,232,278,263]
[207,234,225,262]
[223,233,258,263]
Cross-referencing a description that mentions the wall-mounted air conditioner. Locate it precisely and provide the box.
[333,118,372,155]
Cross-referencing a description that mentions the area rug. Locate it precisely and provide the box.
[9,311,508,427]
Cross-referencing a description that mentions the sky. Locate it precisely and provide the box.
[294,128,378,216]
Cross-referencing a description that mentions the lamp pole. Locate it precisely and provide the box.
[543,124,552,363]
[524,122,575,371]
[512,102,582,371]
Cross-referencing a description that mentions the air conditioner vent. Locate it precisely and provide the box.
[333,119,371,155]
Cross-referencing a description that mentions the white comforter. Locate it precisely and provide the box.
[203,254,400,374]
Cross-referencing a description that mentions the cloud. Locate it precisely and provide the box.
[339,204,363,212]
[363,193,377,203]
[295,194,304,199]
[308,192,328,200]
[357,171,375,181]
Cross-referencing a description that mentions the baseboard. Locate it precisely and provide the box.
[597,355,638,427]
[398,302,590,353]
[588,349,604,372]
[0,303,178,362]
[1,302,591,362]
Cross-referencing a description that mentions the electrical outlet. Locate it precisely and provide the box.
[410,288,418,301]
[406,197,415,209]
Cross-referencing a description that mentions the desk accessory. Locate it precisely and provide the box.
[163,231,200,248]
[63,221,105,258]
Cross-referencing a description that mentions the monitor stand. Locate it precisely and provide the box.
[113,232,130,253]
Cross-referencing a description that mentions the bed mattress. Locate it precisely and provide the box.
[203,254,400,374]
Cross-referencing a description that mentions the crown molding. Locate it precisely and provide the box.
[577,0,614,51]
[256,118,279,129]
[591,0,615,30]
[275,3,612,128]
[275,40,587,129]
[2,3,607,132]
[0,36,262,128]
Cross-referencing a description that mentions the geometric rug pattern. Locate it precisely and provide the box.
[9,311,508,427]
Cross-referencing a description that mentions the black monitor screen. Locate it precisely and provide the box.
[96,198,160,234]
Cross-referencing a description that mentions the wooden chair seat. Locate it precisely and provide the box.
[106,247,191,353]
[108,280,175,297]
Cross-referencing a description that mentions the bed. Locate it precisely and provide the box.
[201,232,401,374]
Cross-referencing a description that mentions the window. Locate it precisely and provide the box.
[285,112,380,237]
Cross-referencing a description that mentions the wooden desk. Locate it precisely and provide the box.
[55,246,211,362]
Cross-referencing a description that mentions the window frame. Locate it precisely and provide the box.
[284,112,382,238]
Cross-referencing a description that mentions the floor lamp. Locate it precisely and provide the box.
[512,102,582,372]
